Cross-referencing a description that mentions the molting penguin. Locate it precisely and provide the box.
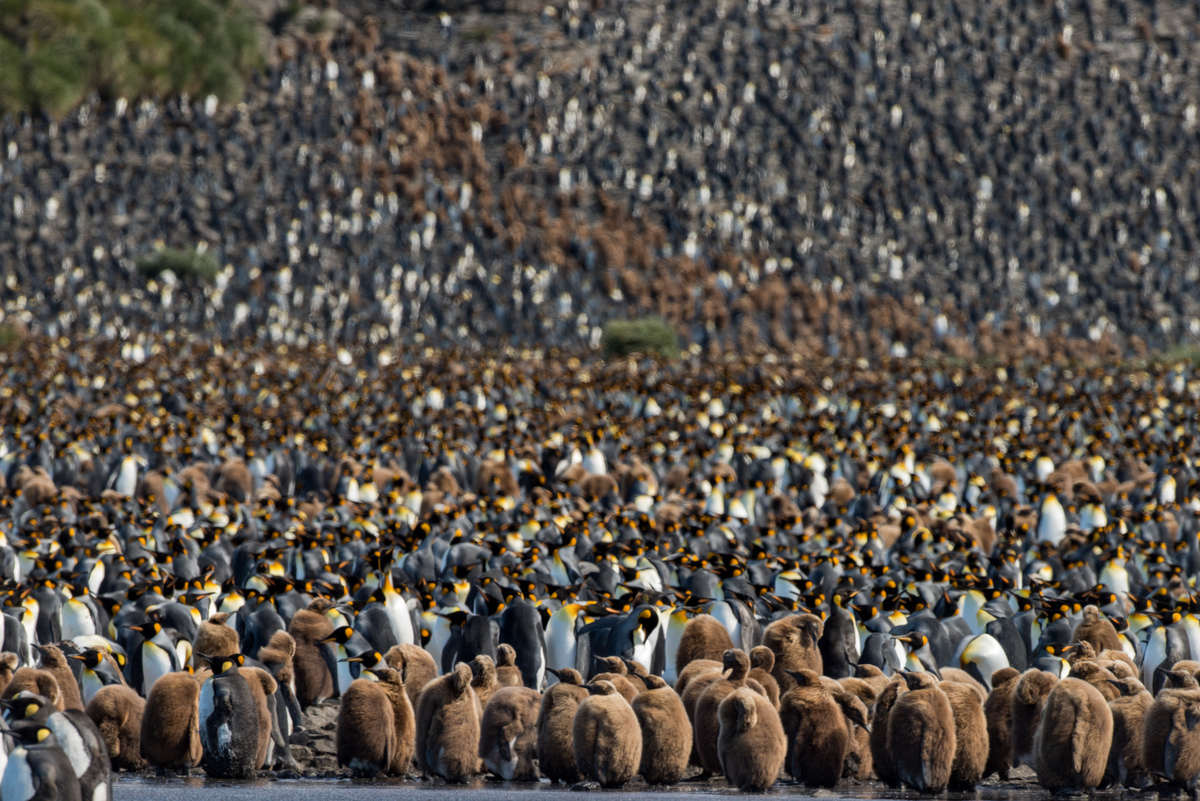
[198,654,260,779]
[888,672,956,793]
[478,685,540,780]
[572,679,641,788]
[536,667,589,784]
[1033,677,1112,793]
[336,677,395,777]
[630,673,691,785]
[717,686,786,792]
[140,672,202,775]
[414,662,480,783]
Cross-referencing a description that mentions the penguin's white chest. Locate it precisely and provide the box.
[1,749,35,801]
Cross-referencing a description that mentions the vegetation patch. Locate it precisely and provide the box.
[601,317,680,359]
[136,247,220,282]
[0,0,263,118]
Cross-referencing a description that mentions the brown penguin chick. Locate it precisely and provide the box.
[1067,659,1121,701]
[1010,669,1059,768]
[630,674,692,785]
[941,680,989,790]
[287,608,334,708]
[749,646,780,708]
[888,672,957,793]
[675,614,735,678]
[495,644,524,687]
[35,645,84,711]
[939,667,989,704]
[368,668,416,777]
[140,671,203,774]
[762,614,824,693]
[383,643,437,700]
[1098,649,1139,676]
[572,680,642,788]
[1107,676,1152,788]
[1071,605,1123,653]
[193,615,240,660]
[479,686,541,780]
[337,678,396,777]
[1141,669,1200,790]
[414,663,480,783]
[589,657,640,703]
[832,689,873,780]
[470,654,499,710]
[536,668,589,784]
[87,684,146,770]
[674,658,722,696]
[852,663,890,697]
[870,676,907,786]
[717,686,787,792]
[4,667,62,709]
[620,658,650,679]
[694,649,759,776]
[241,666,279,769]
[982,667,1021,780]
[778,669,849,787]
[1064,639,1098,665]
[0,652,18,693]
[1034,677,1113,793]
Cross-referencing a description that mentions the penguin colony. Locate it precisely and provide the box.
[3,0,1200,361]
[8,346,1200,795]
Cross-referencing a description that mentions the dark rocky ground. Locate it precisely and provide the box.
[3,0,1200,360]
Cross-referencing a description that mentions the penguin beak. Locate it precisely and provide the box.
[339,657,363,663]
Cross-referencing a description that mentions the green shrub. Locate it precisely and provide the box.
[136,247,220,282]
[0,324,21,348]
[462,26,494,43]
[0,0,264,117]
[601,317,680,359]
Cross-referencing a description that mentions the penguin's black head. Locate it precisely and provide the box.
[214,654,246,675]
[129,620,162,638]
[319,626,355,646]
[0,694,50,723]
[9,723,55,748]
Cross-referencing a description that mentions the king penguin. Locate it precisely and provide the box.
[1,725,82,801]
[198,654,260,779]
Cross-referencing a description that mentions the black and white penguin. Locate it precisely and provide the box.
[1,725,82,801]
[2,694,112,801]
[498,597,547,689]
[126,620,180,696]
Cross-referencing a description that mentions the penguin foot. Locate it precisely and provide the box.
[570,781,601,791]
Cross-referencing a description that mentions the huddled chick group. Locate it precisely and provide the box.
[4,340,1200,795]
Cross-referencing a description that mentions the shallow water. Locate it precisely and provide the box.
[112,775,1096,801]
